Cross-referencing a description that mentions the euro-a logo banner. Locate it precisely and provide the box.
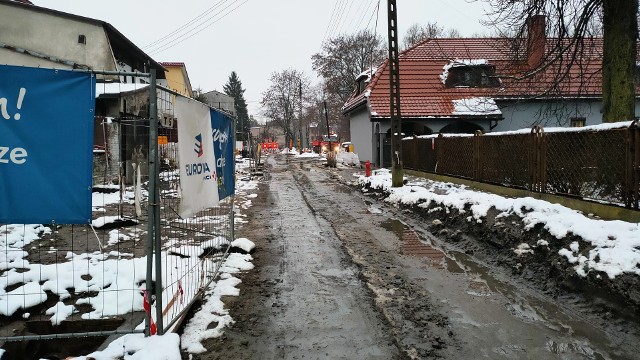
[210,109,235,200]
[176,97,219,218]
[0,65,95,224]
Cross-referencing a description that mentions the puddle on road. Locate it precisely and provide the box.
[380,218,619,360]
[381,219,445,268]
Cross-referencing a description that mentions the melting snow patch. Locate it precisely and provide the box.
[357,171,640,279]
[231,238,255,253]
[514,243,534,256]
[79,333,181,360]
[537,239,549,247]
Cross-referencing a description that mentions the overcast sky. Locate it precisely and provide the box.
[35,0,491,119]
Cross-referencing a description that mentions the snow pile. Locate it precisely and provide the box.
[281,147,299,155]
[357,171,640,279]
[337,152,360,166]
[296,152,320,158]
[181,250,255,353]
[231,237,256,253]
[452,97,501,116]
[78,333,181,360]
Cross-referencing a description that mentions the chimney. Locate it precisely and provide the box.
[527,15,546,69]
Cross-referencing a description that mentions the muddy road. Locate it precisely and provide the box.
[195,154,640,360]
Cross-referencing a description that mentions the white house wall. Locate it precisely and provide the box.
[492,100,639,132]
[349,107,374,164]
[0,4,116,71]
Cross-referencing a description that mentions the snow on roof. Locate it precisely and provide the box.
[452,97,501,116]
[95,83,149,97]
[356,66,378,82]
[440,59,489,84]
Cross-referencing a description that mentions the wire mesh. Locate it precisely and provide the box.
[402,125,638,208]
[0,74,235,349]
[479,133,532,189]
[156,151,233,332]
[546,129,627,205]
[437,136,474,179]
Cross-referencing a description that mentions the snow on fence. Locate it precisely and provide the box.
[402,121,640,209]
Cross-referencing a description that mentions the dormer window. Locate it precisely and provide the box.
[446,65,500,88]
[355,67,377,95]
[440,59,501,88]
[357,78,367,94]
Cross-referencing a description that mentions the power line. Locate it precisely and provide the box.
[322,0,341,45]
[147,0,239,54]
[325,0,348,41]
[148,0,248,56]
[328,0,349,39]
[333,0,357,36]
[350,0,373,33]
[143,0,229,50]
[365,0,381,32]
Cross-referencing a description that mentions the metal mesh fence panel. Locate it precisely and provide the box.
[403,138,437,172]
[545,129,627,205]
[480,134,532,189]
[155,145,233,332]
[402,125,638,209]
[0,73,234,349]
[437,136,474,179]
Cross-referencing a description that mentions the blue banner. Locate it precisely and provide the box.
[210,109,235,200]
[0,65,95,224]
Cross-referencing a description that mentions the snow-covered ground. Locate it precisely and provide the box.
[0,158,261,359]
[357,169,640,279]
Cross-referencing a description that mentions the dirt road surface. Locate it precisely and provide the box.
[193,154,640,360]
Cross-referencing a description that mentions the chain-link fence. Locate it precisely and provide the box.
[403,122,640,209]
[0,69,235,358]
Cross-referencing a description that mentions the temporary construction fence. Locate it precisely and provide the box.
[0,66,235,355]
[402,121,640,209]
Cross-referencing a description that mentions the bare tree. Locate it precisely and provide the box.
[312,30,386,104]
[402,22,464,49]
[483,0,638,122]
[260,69,312,148]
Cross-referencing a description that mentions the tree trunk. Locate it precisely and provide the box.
[602,0,638,122]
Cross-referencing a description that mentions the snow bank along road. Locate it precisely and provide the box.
[200,154,640,360]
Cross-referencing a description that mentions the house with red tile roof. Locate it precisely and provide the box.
[342,16,640,167]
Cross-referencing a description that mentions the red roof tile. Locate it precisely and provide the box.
[343,37,635,119]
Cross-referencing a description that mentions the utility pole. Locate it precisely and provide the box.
[324,100,336,167]
[387,0,403,187]
[298,80,303,151]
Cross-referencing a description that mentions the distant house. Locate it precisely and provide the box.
[0,0,169,184]
[202,90,235,116]
[158,62,193,98]
[342,15,640,167]
[0,0,165,81]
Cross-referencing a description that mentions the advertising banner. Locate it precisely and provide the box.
[209,109,235,200]
[0,65,95,224]
[175,97,219,218]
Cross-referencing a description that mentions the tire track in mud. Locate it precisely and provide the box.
[291,163,453,359]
